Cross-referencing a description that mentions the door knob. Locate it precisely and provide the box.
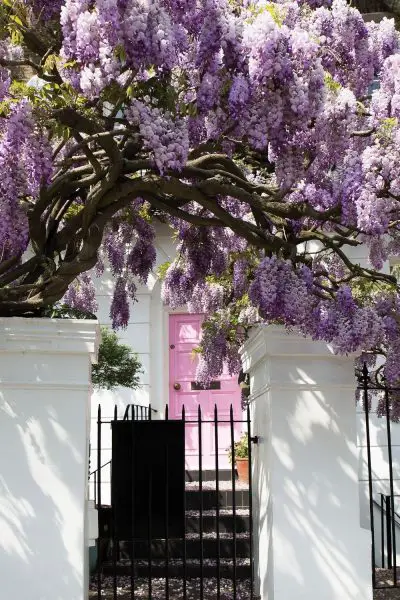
[174,382,181,391]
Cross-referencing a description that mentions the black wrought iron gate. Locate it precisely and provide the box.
[358,364,400,592]
[90,403,256,599]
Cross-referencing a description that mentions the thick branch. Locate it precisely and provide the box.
[0,58,58,83]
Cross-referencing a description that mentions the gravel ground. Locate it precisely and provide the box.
[185,531,249,539]
[89,570,400,600]
[186,509,249,517]
[101,558,251,567]
[89,576,256,599]
[374,569,400,600]
[374,589,400,600]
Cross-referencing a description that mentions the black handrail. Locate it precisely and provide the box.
[373,495,400,570]
[90,404,156,478]
[89,404,156,505]
[123,403,158,421]
[90,460,111,478]
[373,498,400,529]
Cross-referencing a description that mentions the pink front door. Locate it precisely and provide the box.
[169,313,242,470]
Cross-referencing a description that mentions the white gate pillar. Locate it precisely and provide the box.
[240,326,372,600]
[0,318,99,600]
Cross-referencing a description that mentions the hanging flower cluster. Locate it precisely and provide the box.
[1,0,400,386]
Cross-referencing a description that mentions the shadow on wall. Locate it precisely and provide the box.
[0,378,87,600]
[253,364,370,600]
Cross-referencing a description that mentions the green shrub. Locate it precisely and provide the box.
[92,327,143,390]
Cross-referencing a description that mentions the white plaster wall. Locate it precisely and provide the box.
[89,223,176,504]
[242,327,372,600]
[87,500,98,547]
[0,318,99,600]
[248,371,273,600]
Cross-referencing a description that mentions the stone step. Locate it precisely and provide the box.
[114,534,251,559]
[101,558,252,579]
[186,509,250,534]
[185,489,249,510]
[90,575,255,600]
[186,469,232,482]
[98,506,250,540]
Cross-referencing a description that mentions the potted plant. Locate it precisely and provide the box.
[228,433,249,484]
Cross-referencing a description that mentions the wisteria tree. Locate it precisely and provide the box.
[1,0,400,383]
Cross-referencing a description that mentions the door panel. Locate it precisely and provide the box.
[176,353,197,379]
[111,420,185,539]
[169,313,242,469]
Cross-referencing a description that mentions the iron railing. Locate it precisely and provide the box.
[376,494,400,570]
[89,404,154,504]
[358,364,400,590]
[91,402,255,600]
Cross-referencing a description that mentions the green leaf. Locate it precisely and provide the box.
[324,72,342,94]
[126,85,135,99]
[62,60,78,69]
[64,202,84,219]
[43,54,59,71]
[114,44,127,63]
[9,26,23,45]
[157,261,171,280]
[10,14,23,26]
[245,2,285,26]
[227,433,248,463]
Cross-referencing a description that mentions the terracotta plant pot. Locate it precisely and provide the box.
[235,457,249,484]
